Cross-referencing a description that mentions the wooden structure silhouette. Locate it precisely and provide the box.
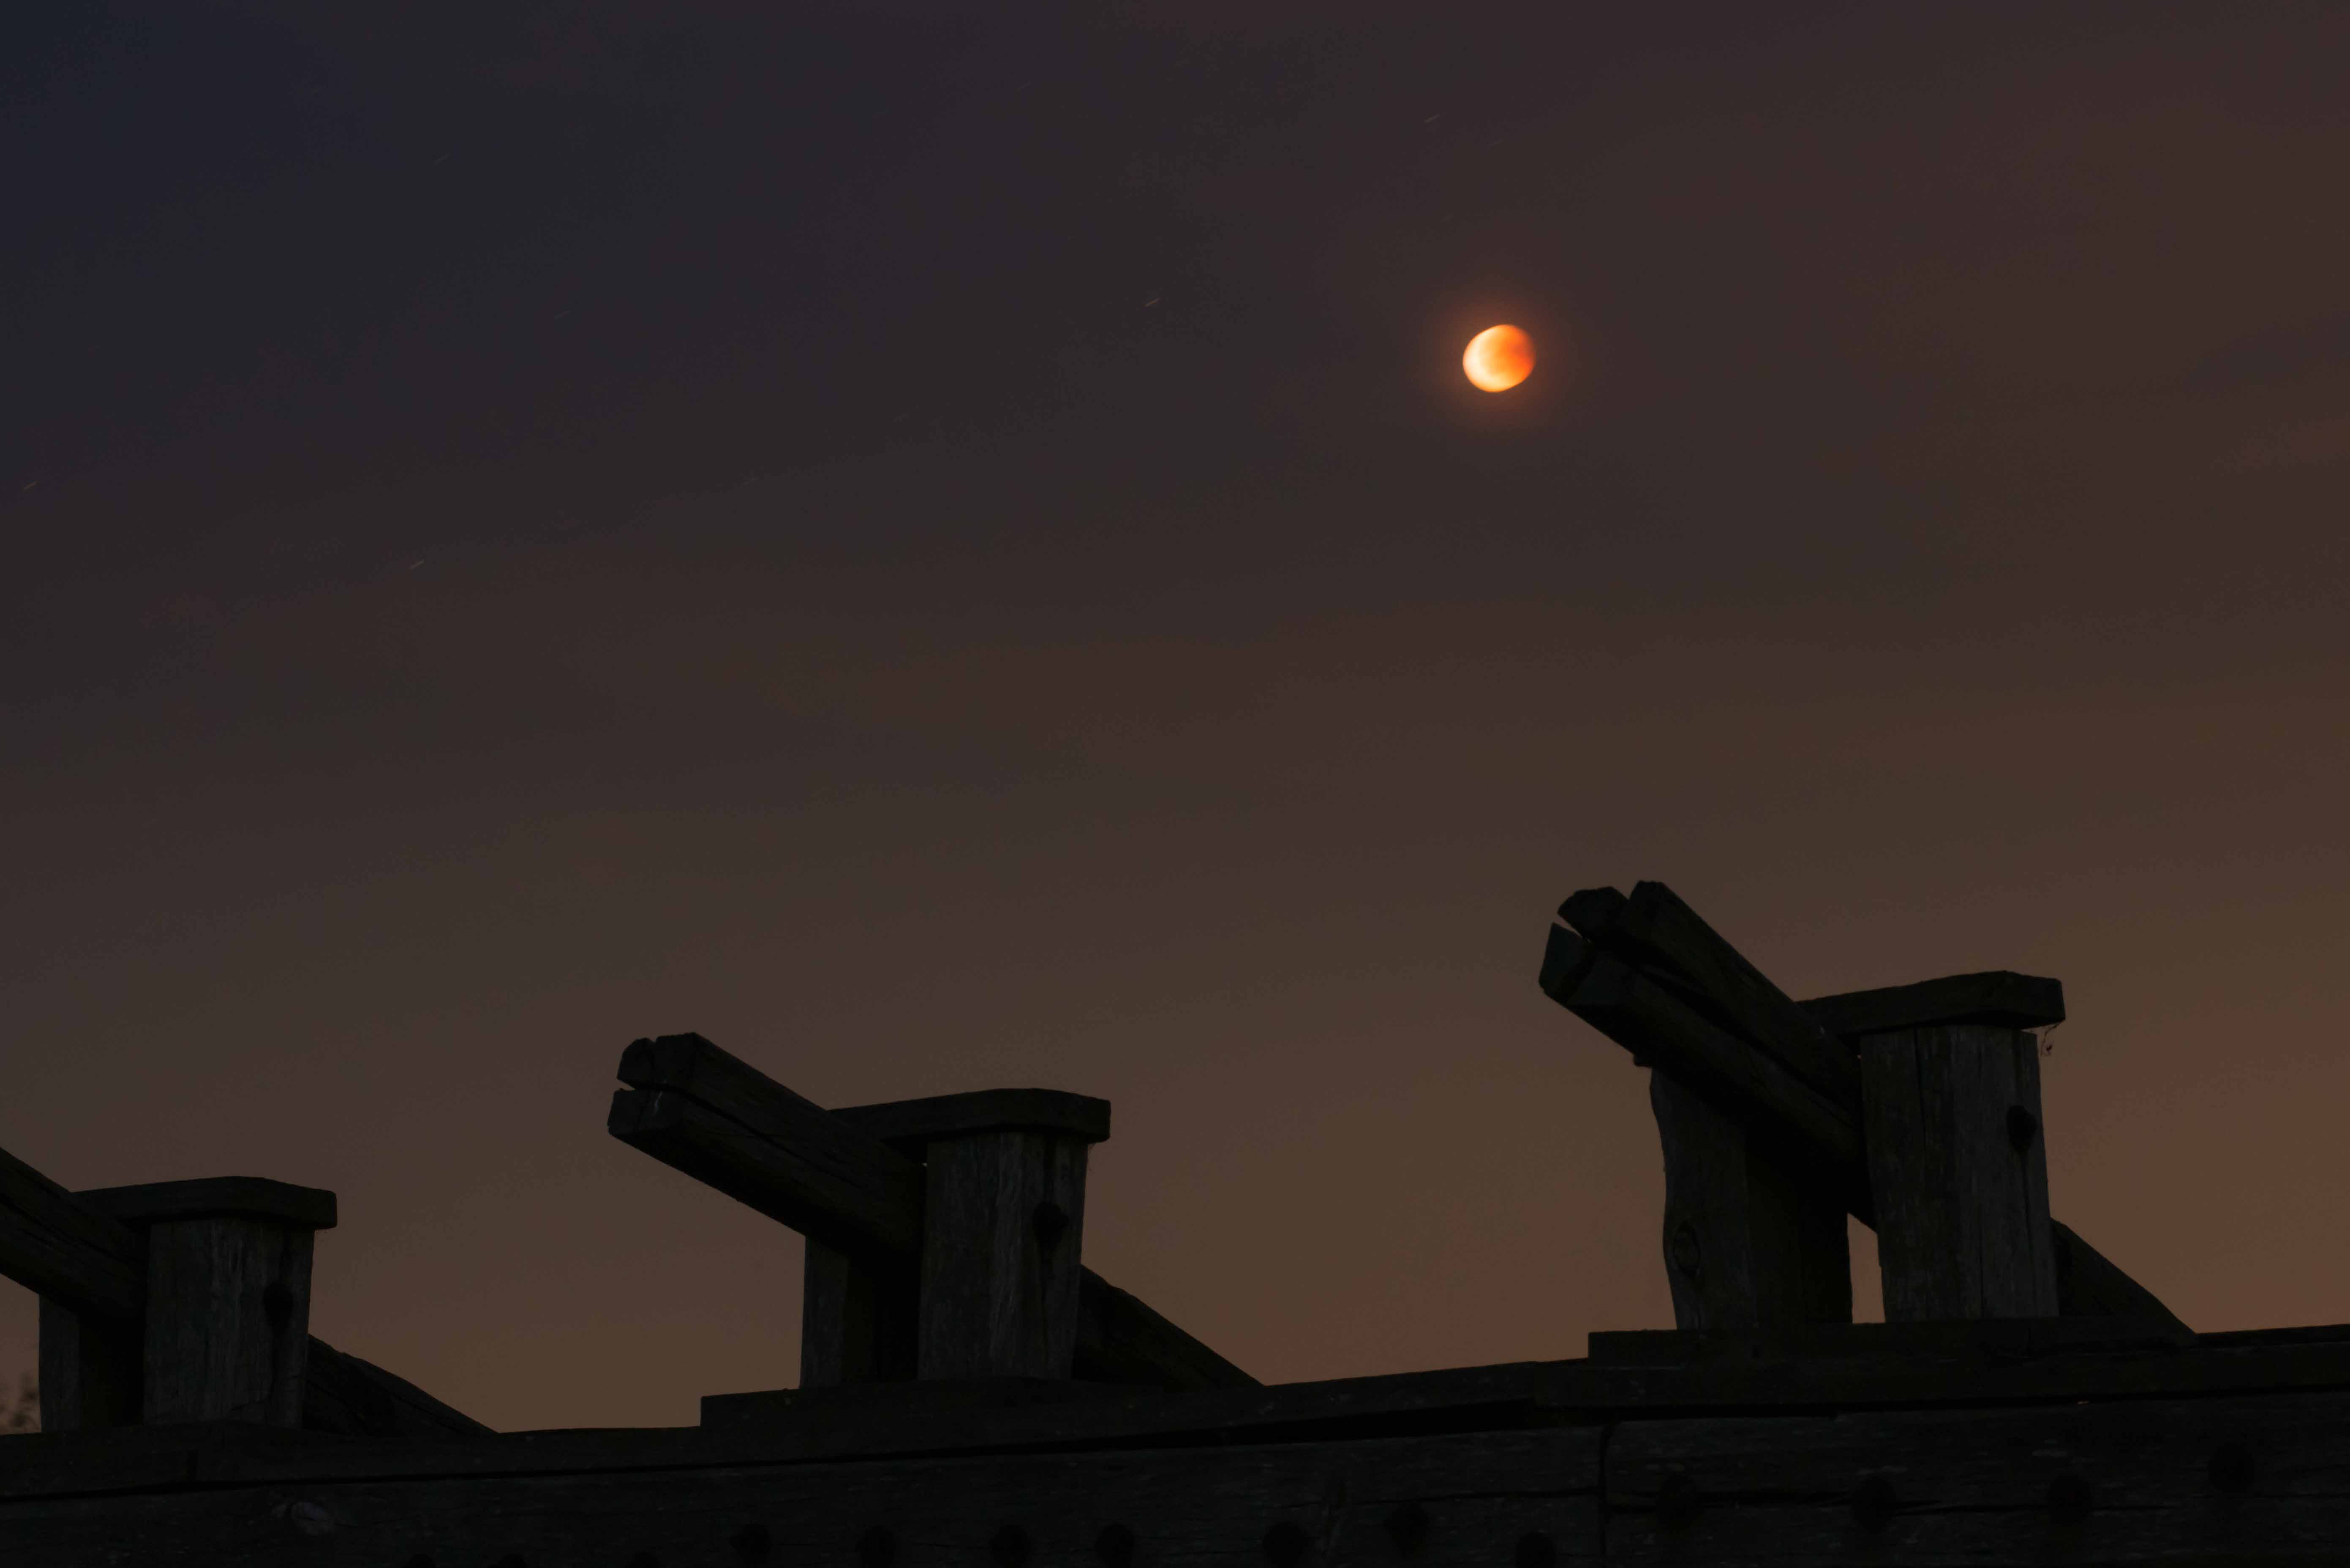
[5,880,2348,1564]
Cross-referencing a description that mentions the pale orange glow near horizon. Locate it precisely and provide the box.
[1462,324,1535,391]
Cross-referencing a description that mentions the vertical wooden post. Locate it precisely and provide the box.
[1650,1071,1852,1335]
[798,1241,917,1388]
[36,1299,143,1431]
[84,1178,337,1427]
[1857,1024,2058,1320]
[831,1090,1111,1383]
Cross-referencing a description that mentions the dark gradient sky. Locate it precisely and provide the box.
[7,2,2350,1430]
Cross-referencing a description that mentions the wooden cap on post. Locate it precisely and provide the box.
[83,1177,337,1428]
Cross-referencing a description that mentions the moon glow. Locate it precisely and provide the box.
[1462,324,1535,392]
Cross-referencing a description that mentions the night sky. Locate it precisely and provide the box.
[7,3,2350,1430]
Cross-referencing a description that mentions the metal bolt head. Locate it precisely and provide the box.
[733,1523,775,1563]
[1657,1472,1700,1530]
[1383,1503,1430,1556]
[858,1525,899,1568]
[1094,1524,1137,1568]
[1262,1521,1312,1568]
[1851,1475,1898,1532]
[991,1524,1034,1568]
[1512,1533,1555,1568]
[2046,1473,2093,1525]
[2210,1442,2255,1495]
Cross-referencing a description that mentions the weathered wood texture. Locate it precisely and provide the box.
[138,1217,316,1426]
[301,1338,493,1438]
[802,1238,918,1386]
[615,1035,928,1260]
[1801,970,2065,1039]
[1541,889,2177,1325]
[1859,1023,2058,1320]
[1607,1387,2350,1563]
[1584,882,1860,1119]
[919,1130,1093,1380]
[611,1035,1254,1390]
[0,1427,1603,1568]
[0,1143,146,1321]
[35,1296,141,1432]
[1549,937,1868,1218]
[1649,1073,1849,1335]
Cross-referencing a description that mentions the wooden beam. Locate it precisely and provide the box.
[2051,1221,2192,1334]
[1802,970,2065,1039]
[0,1144,145,1322]
[1546,933,1868,1217]
[608,1036,1255,1390]
[1540,896,2181,1326]
[303,1338,495,1437]
[1648,1071,1851,1334]
[616,1034,927,1261]
[1857,1024,2059,1321]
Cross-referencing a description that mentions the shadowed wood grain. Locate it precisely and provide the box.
[140,1217,315,1426]
[0,1143,146,1322]
[0,1427,1602,1567]
[36,1296,142,1432]
[1650,1073,1850,1336]
[1607,1387,2350,1563]
[1859,1023,2057,1320]
[919,1131,1091,1380]
[2053,1220,2192,1332]
[802,1238,919,1387]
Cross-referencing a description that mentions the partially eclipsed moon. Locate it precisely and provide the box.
[1462,324,1534,392]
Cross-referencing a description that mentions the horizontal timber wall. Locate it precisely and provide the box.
[11,1329,2350,1565]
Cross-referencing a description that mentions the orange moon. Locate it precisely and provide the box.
[1462,324,1535,392]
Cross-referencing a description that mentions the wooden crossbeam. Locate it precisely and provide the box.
[607,1033,1256,1391]
[0,1140,489,1435]
[1542,882,2187,1332]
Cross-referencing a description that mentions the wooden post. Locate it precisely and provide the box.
[1650,1071,1852,1335]
[82,1178,338,1427]
[36,1298,143,1431]
[1857,1024,2059,1321]
[835,1090,1111,1382]
[798,1241,918,1387]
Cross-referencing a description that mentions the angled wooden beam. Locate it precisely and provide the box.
[0,1145,145,1323]
[1543,889,2183,1329]
[608,1034,1256,1390]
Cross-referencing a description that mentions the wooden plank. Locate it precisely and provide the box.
[918,1131,1091,1380]
[79,1179,338,1233]
[1542,907,2176,1323]
[1607,1387,2350,1564]
[0,1427,1604,1568]
[2053,1220,2193,1333]
[610,1042,1249,1391]
[616,1035,929,1261]
[301,1340,493,1438]
[608,1084,927,1261]
[1604,881,1860,1113]
[35,1296,141,1432]
[139,1217,315,1426]
[0,1144,145,1322]
[1803,970,2065,1038]
[1648,1072,1849,1335]
[1859,1023,2059,1320]
[837,1090,1113,1150]
[1554,944,1870,1219]
[801,1238,918,1387]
